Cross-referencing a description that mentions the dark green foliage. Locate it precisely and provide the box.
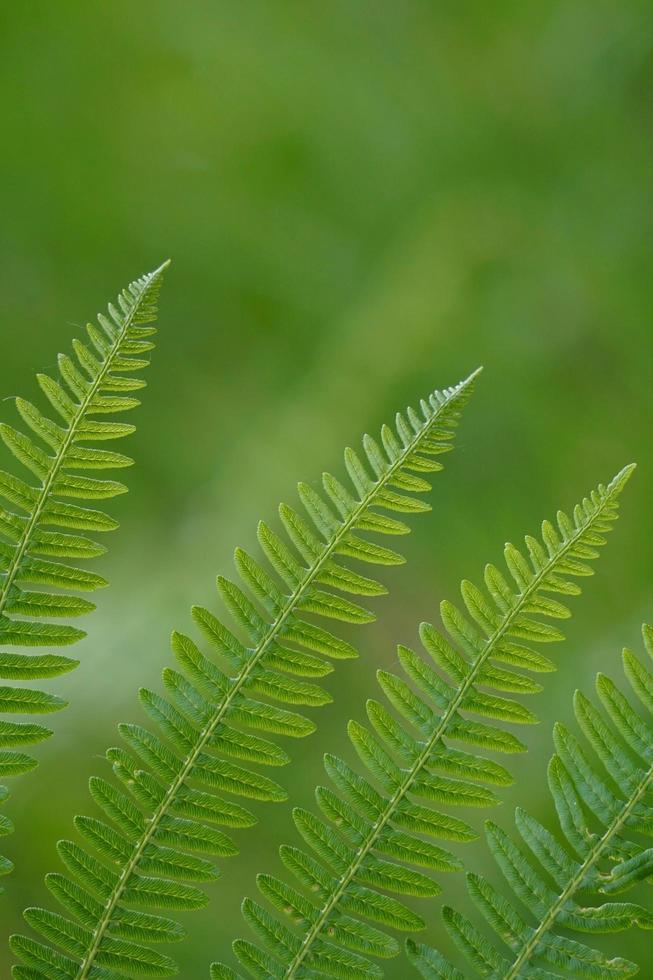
[211,465,634,979]
[10,372,479,979]
[407,623,653,980]
[0,263,168,886]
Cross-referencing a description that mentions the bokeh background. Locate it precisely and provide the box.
[1,1,652,975]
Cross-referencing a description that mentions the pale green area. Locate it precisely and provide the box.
[1,1,651,975]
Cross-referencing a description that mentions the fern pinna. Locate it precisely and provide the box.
[407,622,653,980]
[9,370,480,979]
[0,263,168,885]
[211,464,635,980]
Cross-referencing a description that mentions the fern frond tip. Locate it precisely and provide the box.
[151,258,172,276]
[608,461,637,494]
[464,364,484,383]
[448,365,483,402]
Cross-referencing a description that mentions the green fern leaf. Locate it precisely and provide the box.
[0,262,169,887]
[11,370,480,978]
[211,465,634,979]
[407,622,653,980]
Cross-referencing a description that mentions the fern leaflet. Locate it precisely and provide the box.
[0,262,168,886]
[211,465,635,980]
[10,370,480,979]
[407,622,653,980]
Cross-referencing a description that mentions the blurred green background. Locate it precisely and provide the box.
[1,1,652,975]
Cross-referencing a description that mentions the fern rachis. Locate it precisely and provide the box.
[500,760,652,977]
[10,371,480,980]
[212,464,635,980]
[407,623,653,979]
[0,262,168,884]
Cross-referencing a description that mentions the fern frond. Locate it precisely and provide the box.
[0,262,168,886]
[211,465,635,980]
[407,622,653,980]
[10,370,480,978]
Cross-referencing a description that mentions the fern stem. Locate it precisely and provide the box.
[282,482,626,979]
[73,377,476,980]
[502,760,653,979]
[0,265,163,620]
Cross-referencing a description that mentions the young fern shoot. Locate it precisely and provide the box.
[10,370,480,980]
[211,464,635,980]
[407,622,653,980]
[0,263,169,886]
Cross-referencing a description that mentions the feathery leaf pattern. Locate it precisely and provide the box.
[9,370,480,979]
[407,623,653,980]
[0,262,168,887]
[212,464,635,980]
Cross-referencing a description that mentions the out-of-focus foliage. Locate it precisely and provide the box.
[0,1,651,976]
